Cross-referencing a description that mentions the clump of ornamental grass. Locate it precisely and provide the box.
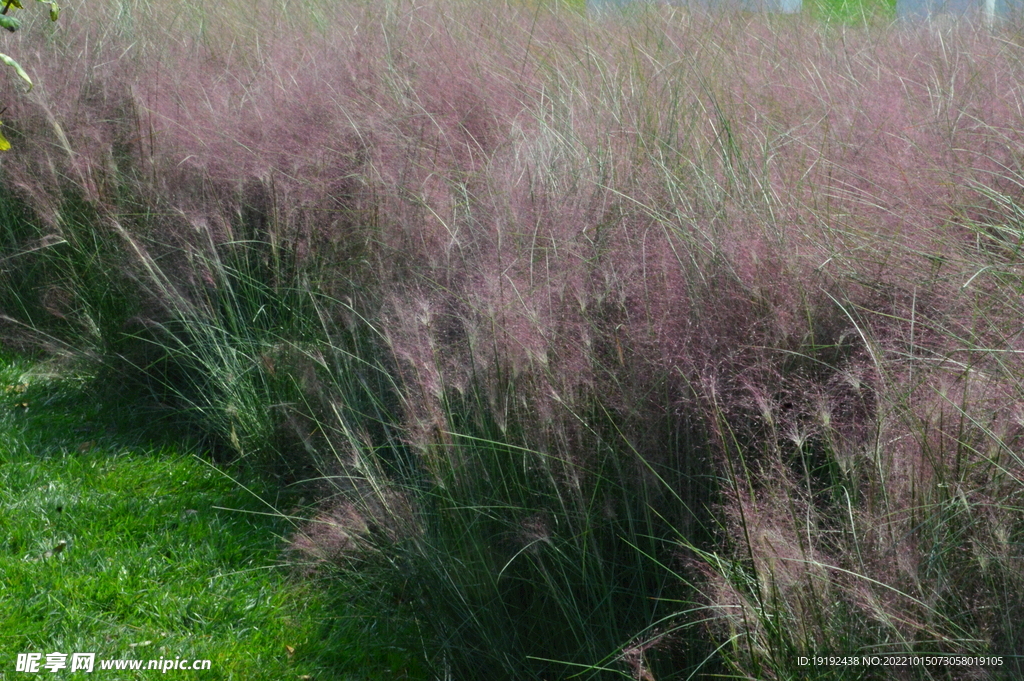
[3,1,1024,678]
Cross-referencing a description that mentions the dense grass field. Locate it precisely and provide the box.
[2,0,1024,678]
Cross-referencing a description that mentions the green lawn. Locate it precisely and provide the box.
[0,356,423,680]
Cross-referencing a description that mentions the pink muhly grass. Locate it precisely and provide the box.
[3,1,1024,675]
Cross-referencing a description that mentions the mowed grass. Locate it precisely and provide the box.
[0,355,424,680]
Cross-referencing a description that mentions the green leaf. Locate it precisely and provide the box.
[0,128,10,152]
[0,51,32,91]
[44,0,57,21]
[7,0,25,9]
[0,13,20,31]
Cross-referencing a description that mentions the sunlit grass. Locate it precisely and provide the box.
[0,355,425,680]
